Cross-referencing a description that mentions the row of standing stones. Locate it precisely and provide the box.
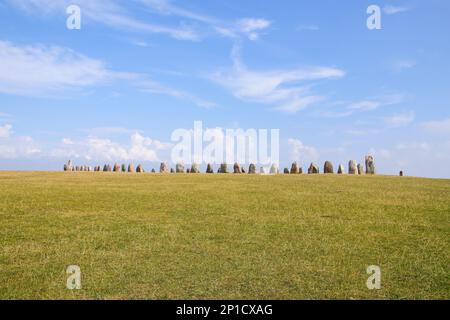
[63,156,403,176]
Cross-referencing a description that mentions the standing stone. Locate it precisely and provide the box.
[348,160,358,175]
[160,162,169,173]
[270,163,279,174]
[121,164,126,172]
[151,169,156,173]
[365,155,376,175]
[400,171,404,177]
[299,167,303,174]
[241,167,246,173]
[324,161,334,174]
[191,163,200,173]
[107,165,112,172]
[233,163,242,174]
[170,168,175,173]
[357,164,364,175]
[176,163,185,173]
[220,163,228,174]
[206,163,214,174]
[187,168,191,173]
[248,164,256,174]
[75,166,80,172]
[128,164,135,173]
[136,164,144,173]
[260,167,266,174]
[63,164,68,171]
[308,163,319,174]
[284,168,289,174]
[338,164,345,174]
[67,160,73,171]
[290,162,299,174]
[113,163,121,172]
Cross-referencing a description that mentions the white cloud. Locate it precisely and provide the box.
[384,111,415,127]
[0,40,214,106]
[51,132,172,162]
[297,25,319,32]
[0,40,119,96]
[421,118,450,134]
[383,5,411,15]
[236,18,271,40]
[0,124,13,138]
[7,0,199,41]
[288,139,319,164]
[211,45,345,113]
[347,94,405,111]
[393,59,417,71]
[0,125,41,159]
[138,80,216,108]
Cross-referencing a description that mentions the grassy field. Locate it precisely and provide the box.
[0,171,448,300]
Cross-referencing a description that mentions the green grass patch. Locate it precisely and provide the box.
[0,172,449,299]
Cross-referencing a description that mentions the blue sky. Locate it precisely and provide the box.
[0,0,449,177]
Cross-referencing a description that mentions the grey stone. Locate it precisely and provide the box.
[233,163,241,174]
[365,155,376,174]
[160,162,169,173]
[191,163,200,173]
[176,163,185,173]
[128,164,135,173]
[113,163,121,172]
[348,160,358,175]
[248,164,256,174]
[206,163,214,174]
[284,168,289,174]
[270,163,279,174]
[290,162,299,174]
[324,161,334,174]
[220,163,228,174]
[400,171,404,177]
[338,164,345,174]
[136,164,144,173]
[308,163,319,174]
[357,164,364,175]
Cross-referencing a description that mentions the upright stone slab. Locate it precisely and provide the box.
[365,155,376,174]
[136,164,144,173]
[176,163,185,173]
[290,162,299,174]
[284,168,289,174]
[151,169,156,173]
[220,163,228,174]
[128,164,135,173]
[191,163,200,173]
[338,164,345,174]
[248,164,256,174]
[270,163,279,174]
[357,164,364,175]
[206,163,214,174]
[348,160,358,175]
[400,171,404,177]
[160,162,169,173]
[113,163,120,172]
[63,164,68,171]
[170,168,175,173]
[107,165,112,172]
[324,161,334,174]
[308,163,319,174]
[233,163,241,174]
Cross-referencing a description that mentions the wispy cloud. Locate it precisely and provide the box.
[7,0,200,41]
[211,45,345,113]
[0,124,13,138]
[297,25,319,32]
[384,111,415,127]
[383,5,411,15]
[347,94,405,111]
[421,118,450,134]
[0,40,214,107]
[392,59,417,72]
[138,79,216,108]
[288,138,319,163]
[0,40,118,96]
